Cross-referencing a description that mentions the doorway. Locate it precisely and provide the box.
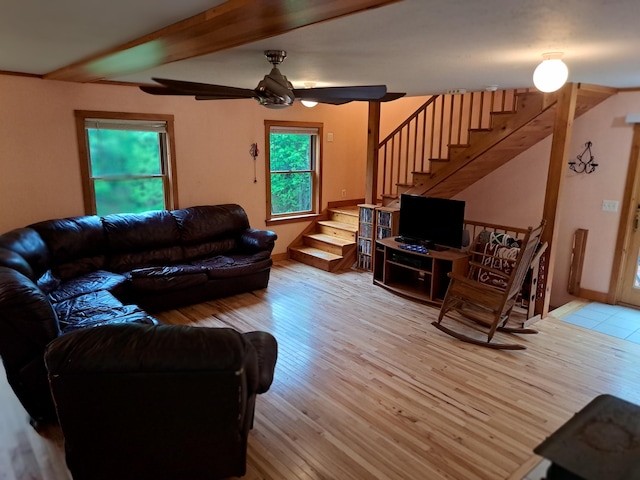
[615,124,640,308]
[617,208,640,306]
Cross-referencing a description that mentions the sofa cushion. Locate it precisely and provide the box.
[103,210,184,272]
[53,290,124,321]
[30,216,107,280]
[182,238,238,261]
[172,205,250,260]
[128,265,209,292]
[48,270,128,303]
[59,305,156,334]
[195,253,272,279]
[172,205,250,244]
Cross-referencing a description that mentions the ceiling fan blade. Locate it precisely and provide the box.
[293,85,387,101]
[310,91,406,105]
[149,78,257,98]
[139,85,195,96]
[195,95,260,101]
[315,98,354,105]
[380,92,406,102]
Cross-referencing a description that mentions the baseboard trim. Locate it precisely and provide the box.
[271,252,289,262]
[578,288,609,303]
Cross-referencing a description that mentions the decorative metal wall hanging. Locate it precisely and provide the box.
[249,143,259,183]
[569,141,598,174]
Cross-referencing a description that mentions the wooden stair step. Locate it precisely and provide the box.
[289,246,342,272]
[304,233,355,256]
[328,207,359,226]
[317,220,357,240]
[318,220,357,231]
[305,233,354,247]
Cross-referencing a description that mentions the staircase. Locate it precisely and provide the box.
[288,206,359,272]
[289,83,616,273]
[381,84,617,203]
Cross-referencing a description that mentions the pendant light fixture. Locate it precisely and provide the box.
[533,52,569,93]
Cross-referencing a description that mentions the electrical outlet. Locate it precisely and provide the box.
[341,189,347,198]
[602,200,619,212]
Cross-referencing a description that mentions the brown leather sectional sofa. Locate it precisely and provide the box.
[0,204,278,427]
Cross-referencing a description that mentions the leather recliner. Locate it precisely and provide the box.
[45,323,278,480]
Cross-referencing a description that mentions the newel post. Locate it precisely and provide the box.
[536,82,578,317]
[366,101,381,204]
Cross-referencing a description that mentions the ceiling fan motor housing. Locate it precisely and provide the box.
[256,65,296,107]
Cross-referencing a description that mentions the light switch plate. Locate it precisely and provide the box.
[602,200,619,212]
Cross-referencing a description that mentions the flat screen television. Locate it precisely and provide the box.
[397,194,466,249]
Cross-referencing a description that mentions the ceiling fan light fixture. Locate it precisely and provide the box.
[533,52,569,93]
[300,82,318,108]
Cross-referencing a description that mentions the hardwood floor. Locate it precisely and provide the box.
[2,260,640,479]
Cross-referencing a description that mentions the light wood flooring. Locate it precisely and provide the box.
[2,260,640,479]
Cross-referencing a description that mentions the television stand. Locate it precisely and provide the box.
[374,237,469,305]
[394,237,449,251]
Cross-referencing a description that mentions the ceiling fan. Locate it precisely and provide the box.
[140,50,405,108]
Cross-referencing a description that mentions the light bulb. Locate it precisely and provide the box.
[300,82,318,108]
[533,53,569,93]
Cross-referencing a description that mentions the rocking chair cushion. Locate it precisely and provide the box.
[476,231,521,248]
[475,243,520,289]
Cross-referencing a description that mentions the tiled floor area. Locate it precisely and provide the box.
[560,301,640,344]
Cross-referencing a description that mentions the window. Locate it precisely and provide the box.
[265,121,323,223]
[75,111,178,216]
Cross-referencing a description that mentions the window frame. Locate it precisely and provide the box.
[74,110,178,215]
[264,120,323,225]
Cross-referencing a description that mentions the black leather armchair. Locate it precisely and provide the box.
[45,323,277,480]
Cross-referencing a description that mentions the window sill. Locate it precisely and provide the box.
[266,213,321,226]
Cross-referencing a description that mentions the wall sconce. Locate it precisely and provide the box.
[533,52,569,93]
[300,82,318,108]
[569,141,598,174]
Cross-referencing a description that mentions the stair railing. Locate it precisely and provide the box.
[377,89,528,202]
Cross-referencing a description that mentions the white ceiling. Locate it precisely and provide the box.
[2,0,640,97]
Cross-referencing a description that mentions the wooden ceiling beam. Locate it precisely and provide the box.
[43,0,401,83]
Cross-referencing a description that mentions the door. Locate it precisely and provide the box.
[619,204,640,306]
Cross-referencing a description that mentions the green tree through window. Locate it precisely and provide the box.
[265,122,322,222]
[75,112,177,216]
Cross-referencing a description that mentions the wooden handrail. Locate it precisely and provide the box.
[377,89,528,202]
[380,96,439,144]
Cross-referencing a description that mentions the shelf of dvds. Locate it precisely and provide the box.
[357,205,399,270]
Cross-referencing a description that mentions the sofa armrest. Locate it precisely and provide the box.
[240,228,277,253]
[0,247,34,278]
[243,331,278,394]
[46,323,254,373]
[0,267,60,369]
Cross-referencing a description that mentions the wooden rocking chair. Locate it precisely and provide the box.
[432,220,546,350]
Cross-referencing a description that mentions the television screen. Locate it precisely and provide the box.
[398,194,466,249]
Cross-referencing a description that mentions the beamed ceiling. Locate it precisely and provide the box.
[1,0,640,96]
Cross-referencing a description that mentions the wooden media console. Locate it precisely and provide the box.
[373,237,469,306]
